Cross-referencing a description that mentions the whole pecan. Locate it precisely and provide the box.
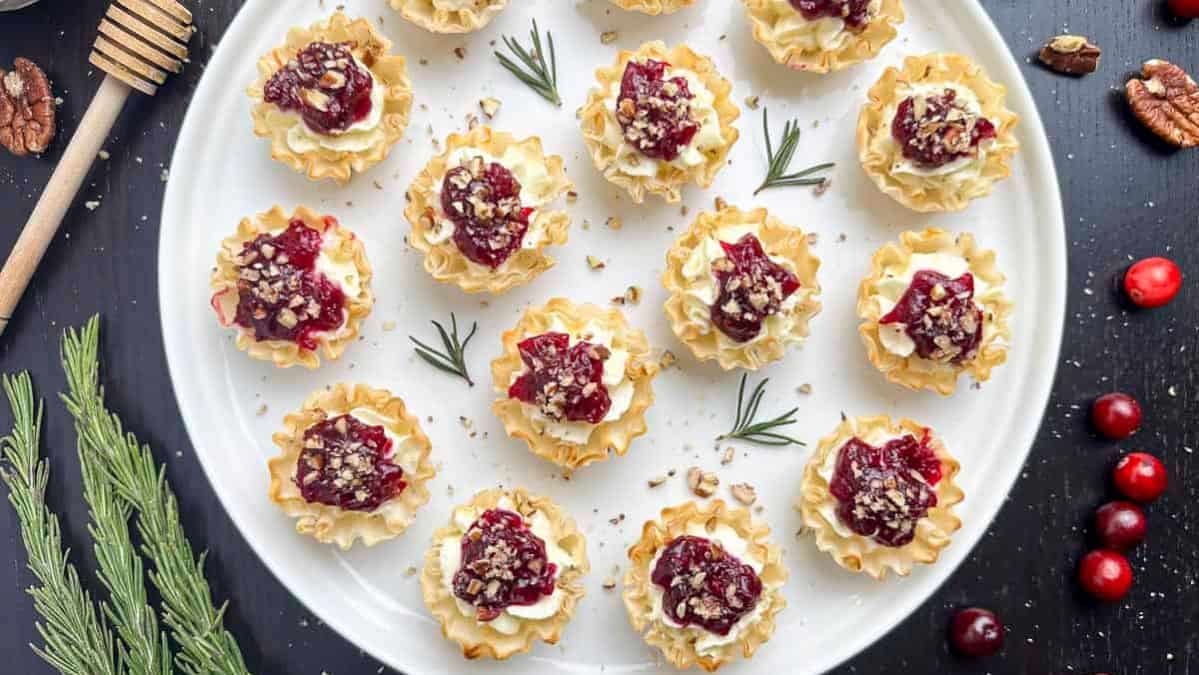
[0,57,56,157]
[1038,35,1101,76]
[1126,59,1199,149]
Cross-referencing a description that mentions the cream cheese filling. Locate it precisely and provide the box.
[284,56,387,155]
[874,82,994,188]
[768,0,882,51]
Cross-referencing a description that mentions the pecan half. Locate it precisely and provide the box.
[1038,35,1101,75]
[1126,59,1199,148]
[0,58,56,157]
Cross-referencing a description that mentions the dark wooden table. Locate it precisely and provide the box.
[2,1,1197,673]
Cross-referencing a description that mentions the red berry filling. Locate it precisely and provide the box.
[440,156,534,269]
[452,508,558,622]
[508,333,612,424]
[296,413,405,511]
[233,219,347,351]
[880,269,983,363]
[616,59,700,162]
[828,433,942,547]
[790,0,875,30]
[651,535,763,636]
[891,89,996,168]
[710,234,801,343]
[263,41,375,135]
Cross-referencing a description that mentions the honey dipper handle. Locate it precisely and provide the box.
[0,75,132,335]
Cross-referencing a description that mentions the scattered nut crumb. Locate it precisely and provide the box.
[713,196,728,211]
[720,447,734,465]
[453,47,466,60]
[744,95,760,110]
[479,97,501,118]
[648,475,668,488]
[730,483,757,506]
[382,320,396,332]
[624,285,641,305]
[255,404,269,416]
[658,350,677,369]
[686,466,719,498]
[600,31,618,45]
[602,577,617,590]
[98,149,110,160]
[798,383,813,395]
[586,255,606,270]
[606,216,622,230]
[566,190,578,203]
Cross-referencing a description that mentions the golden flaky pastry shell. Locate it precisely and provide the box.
[419,487,589,660]
[210,205,374,370]
[579,41,740,204]
[798,415,964,580]
[247,13,413,184]
[391,0,506,33]
[742,0,904,73]
[267,383,436,549]
[623,500,787,672]
[662,204,822,371]
[856,228,1013,395]
[405,126,574,294]
[856,53,1020,212]
[608,0,697,14]
[491,298,659,472]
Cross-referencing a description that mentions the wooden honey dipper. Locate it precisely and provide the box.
[0,0,193,335]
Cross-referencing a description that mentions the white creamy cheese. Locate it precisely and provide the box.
[284,56,387,154]
[768,0,883,51]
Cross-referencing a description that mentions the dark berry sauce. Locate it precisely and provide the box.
[508,333,612,424]
[790,0,875,30]
[615,59,700,162]
[440,156,534,269]
[651,535,762,636]
[296,413,405,511]
[263,41,374,135]
[452,508,558,622]
[828,433,941,547]
[880,269,983,363]
[233,219,347,351]
[891,89,996,168]
[710,234,801,343]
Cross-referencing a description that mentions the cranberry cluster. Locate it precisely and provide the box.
[879,269,983,364]
[650,535,763,636]
[615,59,700,162]
[452,509,558,621]
[709,234,801,343]
[440,156,534,269]
[828,433,942,547]
[789,0,875,30]
[508,332,613,424]
[890,89,996,168]
[296,413,405,511]
[264,41,374,135]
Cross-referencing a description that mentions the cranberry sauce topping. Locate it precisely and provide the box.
[709,234,801,343]
[296,413,404,511]
[508,333,612,424]
[891,89,997,168]
[233,219,346,351]
[790,0,875,30]
[650,535,763,636]
[879,269,983,363]
[440,155,534,269]
[615,59,700,162]
[828,433,942,547]
[452,508,558,622]
[263,41,374,135]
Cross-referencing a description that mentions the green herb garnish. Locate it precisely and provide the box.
[410,313,478,387]
[496,19,561,106]
[754,107,835,196]
[717,373,805,447]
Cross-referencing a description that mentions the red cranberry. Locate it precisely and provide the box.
[296,414,404,511]
[1124,257,1182,308]
[790,0,875,30]
[263,42,374,135]
[880,270,983,363]
[508,333,612,424]
[1090,392,1142,439]
[1077,549,1133,602]
[891,89,996,168]
[615,59,699,161]
[828,433,941,547]
[452,509,557,621]
[440,157,533,269]
[1112,452,1168,502]
[650,535,762,636]
[1168,0,1199,19]
[1093,501,1147,551]
[948,607,1004,657]
[709,234,801,343]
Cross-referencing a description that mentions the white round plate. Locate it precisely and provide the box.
[160,1,1064,673]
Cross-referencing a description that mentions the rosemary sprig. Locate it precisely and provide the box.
[717,373,805,447]
[754,107,835,196]
[410,313,478,387]
[496,19,560,106]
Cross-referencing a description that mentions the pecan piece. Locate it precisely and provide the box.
[1126,59,1199,148]
[1038,35,1101,75]
[0,58,56,157]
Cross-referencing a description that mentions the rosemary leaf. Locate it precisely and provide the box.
[754,107,834,196]
[717,374,805,447]
[409,313,477,387]
[496,19,561,106]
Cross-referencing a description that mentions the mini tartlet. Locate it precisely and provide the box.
[742,0,904,73]
[623,500,787,671]
[857,53,1019,212]
[267,383,436,549]
[798,414,963,579]
[857,228,1012,395]
[247,13,413,184]
[580,41,740,204]
[420,487,589,660]
[210,205,373,369]
[405,126,574,294]
[608,0,697,14]
[663,204,822,370]
[391,0,507,33]
[491,298,659,472]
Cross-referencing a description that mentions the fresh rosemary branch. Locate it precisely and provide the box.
[1,372,121,675]
[410,313,478,387]
[496,19,561,106]
[717,373,805,447]
[753,107,835,196]
[61,318,249,675]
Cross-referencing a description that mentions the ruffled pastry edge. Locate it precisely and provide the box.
[390,0,507,33]
[247,13,414,184]
[662,204,822,371]
[856,228,1013,395]
[622,499,787,672]
[742,0,904,73]
[209,204,374,370]
[607,0,697,15]
[267,383,436,549]
[419,487,590,660]
[579,41,740,204]
[797,415,964,580]
[856,52,1020,212]
[404,125,574,295]
[490,298,660,472]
